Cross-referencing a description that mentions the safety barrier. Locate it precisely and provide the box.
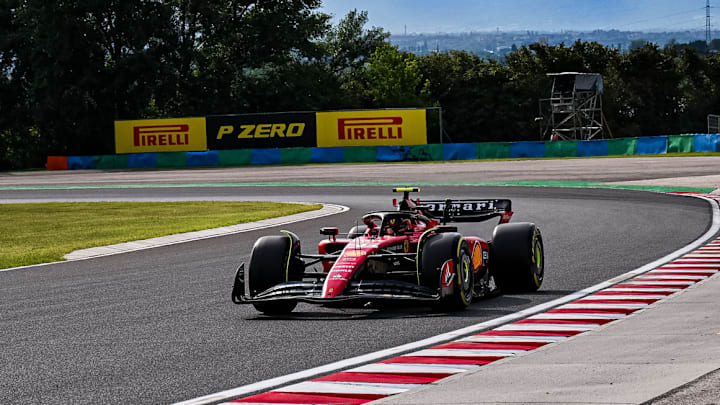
[47,133,720,170]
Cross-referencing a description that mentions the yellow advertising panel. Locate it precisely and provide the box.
[316,109,427,147]
[114,117,207,154]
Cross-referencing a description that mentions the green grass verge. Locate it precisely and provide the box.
[0,201,321,269]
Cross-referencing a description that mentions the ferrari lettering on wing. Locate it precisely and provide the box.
[427,202,495,212]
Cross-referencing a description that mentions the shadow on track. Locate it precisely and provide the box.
[241,292,573,321]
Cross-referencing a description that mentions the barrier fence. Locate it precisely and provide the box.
[46,134,720,170]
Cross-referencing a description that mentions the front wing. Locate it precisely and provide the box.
[231,265,440,305]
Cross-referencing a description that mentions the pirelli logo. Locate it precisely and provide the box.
[115,118,207,153]
[337,117,403,140]
[133,125,189,147]
[317,110,426,147]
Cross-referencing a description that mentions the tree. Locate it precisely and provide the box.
[362,44,430,108]
[419,50,516,142]
[170,0,332,115]
[0,0,34,169]
[687,40,708,54]
[0,0,336,167]
[230,60,348,112]
[319,9,389,74]
[2,0,176,161]
[710,38,720,52]
[609,43,684,137]
[629,39,649,51]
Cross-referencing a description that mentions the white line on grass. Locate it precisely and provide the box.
[0,203,349,273]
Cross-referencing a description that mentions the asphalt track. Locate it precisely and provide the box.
[0,160,715,404]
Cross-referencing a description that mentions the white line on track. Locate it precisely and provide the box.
[635,275,707,280]
[623,280,695,285]
[496,324,600,332]
[275,381,419,395]
[558,303,649,310]
[604,287,682,293]
[276,381,421,394]
[528,312,627,320]
[408,348,525,357]
[649,269,717,273]
[172,194,720,405]
[458,335,568,343]
[350,363,477,374]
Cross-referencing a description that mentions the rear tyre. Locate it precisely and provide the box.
[491,223,544,292]
[418,233,473,310]
[247,235,299,314]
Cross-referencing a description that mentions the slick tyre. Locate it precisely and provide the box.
[247,235,299,315]
[491,223,544,292]
[419,233,474,310]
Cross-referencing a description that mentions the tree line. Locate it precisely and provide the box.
[1,1,719,169]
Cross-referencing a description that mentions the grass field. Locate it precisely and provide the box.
[0,201,320,269]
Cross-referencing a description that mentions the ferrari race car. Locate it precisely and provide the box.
[231,188,544,315]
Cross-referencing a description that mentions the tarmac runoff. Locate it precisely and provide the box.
[369,277,720,404]
[371,193,720,405]
[6,172,720,402]
[46,182,720,404]
[374,256,720,404]
[200,192,720,405]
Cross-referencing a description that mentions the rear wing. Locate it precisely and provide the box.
[418,199,513,224]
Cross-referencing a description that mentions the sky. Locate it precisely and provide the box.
[319,0,712,34]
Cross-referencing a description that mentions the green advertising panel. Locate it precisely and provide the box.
[544,140,578,158]
[218,149,252,166]
[343,146,378,163]
[477,142,511,159]
[281,148,313,164]
[607,138,637,155]
[94,154,129,170]
[156,152,187,168]
[667,135,694,153]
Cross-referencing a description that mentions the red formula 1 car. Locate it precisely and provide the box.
[232,188,544,315]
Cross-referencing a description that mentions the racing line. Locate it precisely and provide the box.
[175,192,720,405]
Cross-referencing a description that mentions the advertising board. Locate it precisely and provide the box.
[206,112,317,150]
[114,117,207,153]
[316,109,427,147]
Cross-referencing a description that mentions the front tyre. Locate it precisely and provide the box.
[418,233,473,310]
[247,234,299,314]
[450,243,474,309]
[491,223,544,292]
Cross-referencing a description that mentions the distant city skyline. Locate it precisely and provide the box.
[320,0,713,34]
